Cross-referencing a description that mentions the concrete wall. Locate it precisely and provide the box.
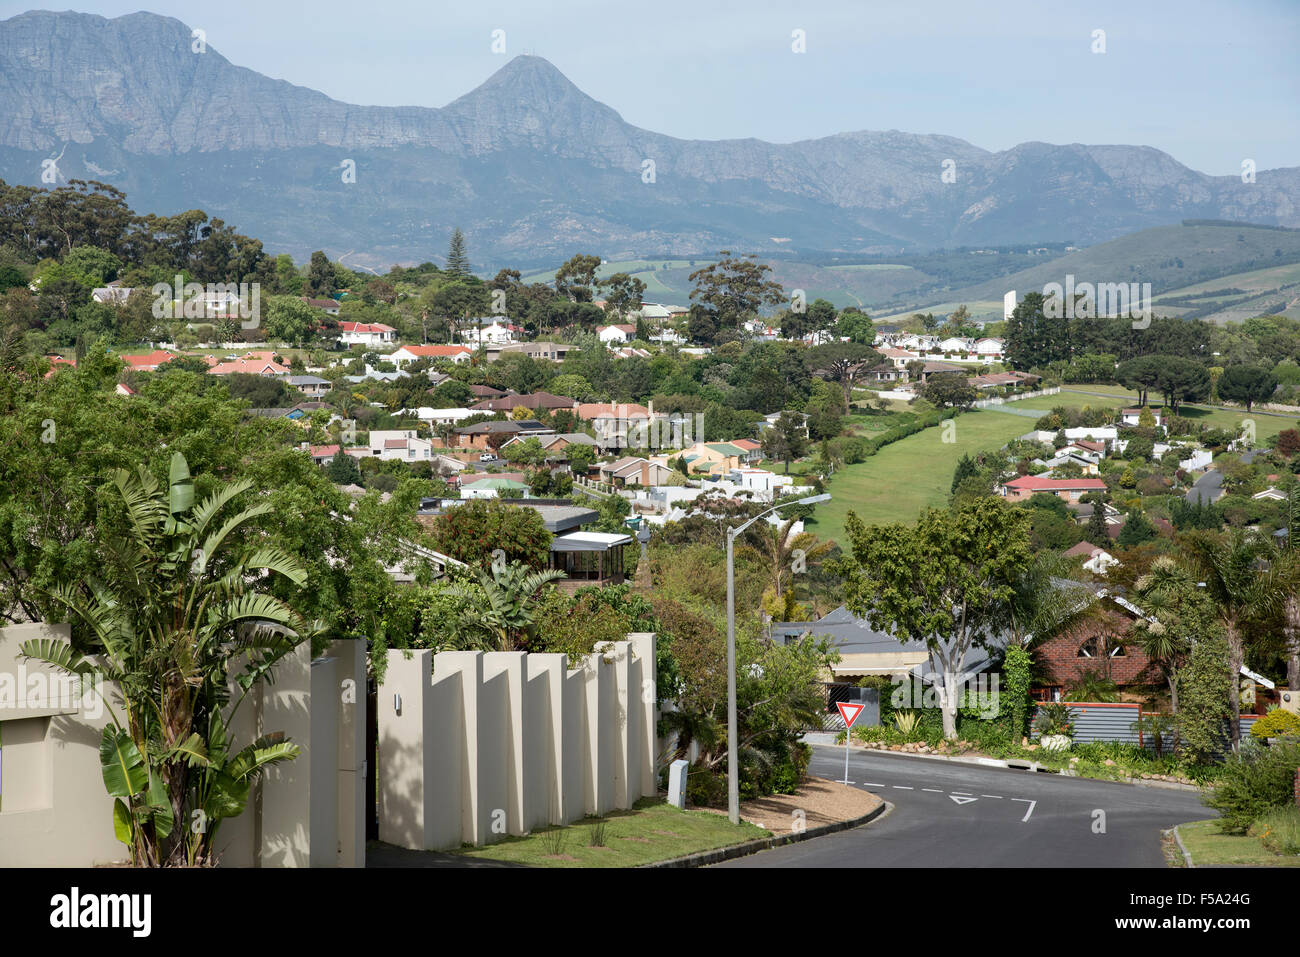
[0,623,123,867]
[0,624,366,868]
[377,634,658,851]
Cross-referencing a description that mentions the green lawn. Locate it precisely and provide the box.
[1060,387,1300,441]
[810,408,1036,541]
[451,798,768,867]
[1176,819,1300,867]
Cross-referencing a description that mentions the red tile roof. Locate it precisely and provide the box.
[1003,476,1108,492]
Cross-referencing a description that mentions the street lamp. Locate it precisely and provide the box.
[725,492,830,824]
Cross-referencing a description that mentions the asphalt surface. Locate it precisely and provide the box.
[714,745,1212,868]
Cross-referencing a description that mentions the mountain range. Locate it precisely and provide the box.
[1,9,1297,270]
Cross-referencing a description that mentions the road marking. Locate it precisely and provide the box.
[921,788,943,793]
[949,795,978,805]
[950,791,973,796]
[981,795,1004,799]
[893,786,913,790]
[1012,798,1037,822]
[862,783,884,788]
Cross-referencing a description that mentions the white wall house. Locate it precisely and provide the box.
[339,321,396,347]
[597,324,636,344]
[463,321,517,346]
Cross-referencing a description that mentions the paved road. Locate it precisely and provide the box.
[715,746,1211,868]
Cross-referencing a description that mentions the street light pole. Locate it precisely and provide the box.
[724,492,830,826]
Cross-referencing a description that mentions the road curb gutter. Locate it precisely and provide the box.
[1169,825,1195,867]
[640,800,891,868]
[841,744,1203,791]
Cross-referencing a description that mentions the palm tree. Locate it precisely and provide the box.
[1181,529,1289,746]
[446,562,566,651]
[19,452,317,866]
[1003,552,1101,650]
[746,518,834,602]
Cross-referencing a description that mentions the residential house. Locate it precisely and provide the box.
[390,344,473,366]
[309,444,341,465]
[999,475,1109,502]
[208,357,290,376]
[338,321,396,348]
[470,391,575,414]
[974,338,1005,359]
[282,374,332,397]
[462,320,519,346]
[731,438,763,464]
[576,402,665,451]
[598,456,675,487]
[724,467,794,499]
[596,324,637,344]
[121,350,175,372]
[612,347,653,360]
[658,441,746,478]
[92,283,134,305]
[489,341,573,363]
[451,419,551,450]
[1121,407,1166,428]
[302,297,341,316]
[878,347,920,371]
[1063,540,1120,576]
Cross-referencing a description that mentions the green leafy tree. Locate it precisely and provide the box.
[761,412,809,474]
[688,251,785,334]
[834,498,1033,739]
[304,250,335,298]
[427,498,552,569]
[1215,364,1278,412]
[836,309,874,344]
[20,452,318,866]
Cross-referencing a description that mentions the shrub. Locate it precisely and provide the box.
[1033,702,1074,737]
[1249,805,1300,856]
[685,762,727,808]
[1203,740,1300,834]
[1249,708,1300,740]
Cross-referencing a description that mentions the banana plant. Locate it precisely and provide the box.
[445,561,566,651]
[20,452,319,866]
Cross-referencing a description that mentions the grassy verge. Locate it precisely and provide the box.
[450,797,769,867]
[1176,818,1300,867]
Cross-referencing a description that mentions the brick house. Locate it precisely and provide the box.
[999,475,1109,503]
[1032,601,1158,702]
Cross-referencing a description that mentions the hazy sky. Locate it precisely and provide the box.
[4,0,1297,175]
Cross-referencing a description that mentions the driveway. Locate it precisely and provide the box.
[714,746,1211,868]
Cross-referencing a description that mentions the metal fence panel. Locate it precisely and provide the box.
[1033,702,1143,745]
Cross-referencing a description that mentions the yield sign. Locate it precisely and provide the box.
[837,702,866,729]
[949,795,978,805]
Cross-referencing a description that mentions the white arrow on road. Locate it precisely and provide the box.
[949,795,978,805]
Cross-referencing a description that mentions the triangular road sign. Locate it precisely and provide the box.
[949,795,978,805]
[836,701,866,729]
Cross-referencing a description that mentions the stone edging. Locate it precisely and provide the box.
[640,800,892,868]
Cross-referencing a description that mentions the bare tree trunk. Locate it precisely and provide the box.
[1285,594,1300,695]
[1227,625,1243,747]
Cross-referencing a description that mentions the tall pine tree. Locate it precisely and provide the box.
[446,228,470,279]
[951,453,978,494]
